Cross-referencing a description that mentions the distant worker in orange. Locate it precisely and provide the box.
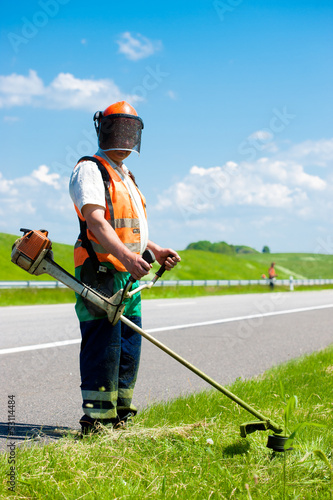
[268,262,277,289]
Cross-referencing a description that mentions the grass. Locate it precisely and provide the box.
[1,284,333,307]
[141,284,333,300]
[0,288,76,306]
[1,345,332,499]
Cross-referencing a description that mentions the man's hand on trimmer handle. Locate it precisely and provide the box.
[126,243,180,281]
[125,253,152,281]
[146,241,181,272]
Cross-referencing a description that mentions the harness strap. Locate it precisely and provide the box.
[77,155,115,276]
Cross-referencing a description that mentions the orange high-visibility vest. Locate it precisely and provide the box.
[73,155,147,272]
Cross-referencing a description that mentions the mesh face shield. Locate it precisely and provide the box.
[96,113,144,154]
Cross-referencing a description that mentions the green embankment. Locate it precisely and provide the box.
[154,249,333,280]
[2,232,333,282]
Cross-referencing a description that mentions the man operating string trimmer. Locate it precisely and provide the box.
[69,101,180,434]
[11,123,283,445]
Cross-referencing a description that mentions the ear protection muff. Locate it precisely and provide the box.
[93,111,103,135]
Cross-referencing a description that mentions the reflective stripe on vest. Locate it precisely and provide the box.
[73,155,147,272]
[75,239,141,255]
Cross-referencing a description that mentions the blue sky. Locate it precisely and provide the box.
[1,0,332,254]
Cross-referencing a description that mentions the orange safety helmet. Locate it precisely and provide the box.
[94,101,144,154]
[103,101,139,117]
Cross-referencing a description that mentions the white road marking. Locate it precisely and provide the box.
[156,302,195,307]
[146,303,333,332]
[0,303,332,355]
[0,339,80,355]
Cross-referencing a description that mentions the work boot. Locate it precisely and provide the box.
[79,415,118,435]
[113,411,135,430]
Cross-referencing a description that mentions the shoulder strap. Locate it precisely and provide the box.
[78,155,115,230]
[83,156,115,231]
[76,156,115,276]
[78,155,109,183]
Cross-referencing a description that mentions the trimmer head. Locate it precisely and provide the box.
[266,434,293,452]
[240,421,291,453]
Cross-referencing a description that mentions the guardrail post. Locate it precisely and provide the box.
[289,275,294,291]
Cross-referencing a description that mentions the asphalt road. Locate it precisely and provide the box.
[0,290,332,450]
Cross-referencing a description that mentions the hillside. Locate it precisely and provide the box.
[1,232,333,281]
[155,250,333,280]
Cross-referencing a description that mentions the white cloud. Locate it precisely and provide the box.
[0,70,142,112]
[285,138,333,167]
[146,137,333,251]
[248,130,273,142]
[0,166,75,242]
[0,70,44,107]
[117,32,162,61]
[255,158,326,190]
[0,172,16,195]
[31,165,61,189]
[247,129,278,153]
[153,138,330,232]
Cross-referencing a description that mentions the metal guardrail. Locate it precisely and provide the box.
[1,278,333,289]
[151,278,333,287]
[0,281,67,289]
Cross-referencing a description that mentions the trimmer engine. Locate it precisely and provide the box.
[11,229,52,274]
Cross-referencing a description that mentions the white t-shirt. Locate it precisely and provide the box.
[69,150,148,254]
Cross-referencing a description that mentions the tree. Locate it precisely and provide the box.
[186,240,212,251]
[262,245,270,253]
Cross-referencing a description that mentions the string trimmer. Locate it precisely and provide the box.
[11,228,286,450]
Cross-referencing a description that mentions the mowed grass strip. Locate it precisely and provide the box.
[0,288,76,306]
[1,284,333,307]
[1,345,332,499]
